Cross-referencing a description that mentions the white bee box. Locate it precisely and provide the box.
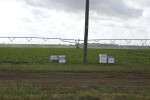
[59,55,66,63]
[99,54,107,63]
[108,56,115,64]
[50,55,58,63]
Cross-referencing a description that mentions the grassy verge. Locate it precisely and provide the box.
[0,82,150,100]
[0,83,41,96]
[1,93,150,100]
[0,63,150,71]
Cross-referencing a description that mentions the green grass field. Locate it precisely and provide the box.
[0,47,150,71]
[0,47,150,100]
[0,47,149,65]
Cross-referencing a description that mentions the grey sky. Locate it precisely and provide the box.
[0,0,150,40]
[23,0,142,18]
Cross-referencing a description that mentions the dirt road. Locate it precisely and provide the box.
[0,71,150,93]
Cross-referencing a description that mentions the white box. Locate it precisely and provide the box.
[59,55,66,63]
[99,54,107,63]
[51,55,58,63]
[108,56,114,63]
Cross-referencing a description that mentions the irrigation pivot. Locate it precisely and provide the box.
[83,0,89,63]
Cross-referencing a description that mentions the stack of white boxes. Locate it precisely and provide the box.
[99,54,107,63]
[51,55,58,63]
[107,56,115,64]
[99,54,114,64]
[58,55,66,64]
[50,55,66,64]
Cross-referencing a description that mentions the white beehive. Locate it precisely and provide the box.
[59,55,66,63]
[99,54,107,63]
[51,55,58,63]
[108,56,115,64]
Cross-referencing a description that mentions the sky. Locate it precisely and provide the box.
[0,0,150,40]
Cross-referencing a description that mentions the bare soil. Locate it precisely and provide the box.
[0,71,150,93]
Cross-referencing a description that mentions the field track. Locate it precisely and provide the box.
[0,71,150,92]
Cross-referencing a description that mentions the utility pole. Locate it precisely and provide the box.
[83,0,89,63]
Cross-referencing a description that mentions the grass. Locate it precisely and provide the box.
[0,82,150,100]
[0,82,41,96]
[0,47,149,66]
[0,63,150,71]
[0,47,149,71]
[0,47,150,99]
[1,93,150,100]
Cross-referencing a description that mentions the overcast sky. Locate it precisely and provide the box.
[0,0,150,39]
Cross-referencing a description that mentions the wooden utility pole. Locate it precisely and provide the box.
[83,0,89,63]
